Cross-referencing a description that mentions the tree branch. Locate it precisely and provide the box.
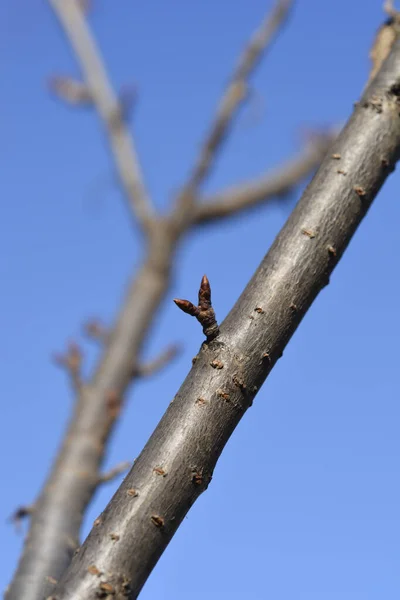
[173,0,294,226]
[134,344,180,378]
[193,133,334,225]
[98,461,131,485]
[51,37,400,599]
[53,341,84,394]
[48,0,154,231]
[6,4,325,598]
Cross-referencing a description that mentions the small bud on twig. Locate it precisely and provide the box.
[83,319,109,343]
[53,341,84,392]
[174,275,219,341]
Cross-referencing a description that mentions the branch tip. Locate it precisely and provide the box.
[174,276,219,341]
[99,461,131,484]
[134,344,181,378]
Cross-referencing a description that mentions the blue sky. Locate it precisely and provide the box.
[1,1,400,598]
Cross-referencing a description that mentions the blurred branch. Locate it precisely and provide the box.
[53,341,84,393]
[134,344,181,378]
[194,133,334,225]
[8,505,35,533]
[98,461,131,484]
[83,318,109,343]
[173,0,295,226]
[48,0,154,231]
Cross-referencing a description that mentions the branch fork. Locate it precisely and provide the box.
[174,275,219,341]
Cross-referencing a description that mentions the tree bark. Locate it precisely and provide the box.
[50,36,400,600]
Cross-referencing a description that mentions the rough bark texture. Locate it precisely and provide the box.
[50,37,400,600]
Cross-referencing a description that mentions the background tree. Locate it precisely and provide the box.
[2,1,400,599]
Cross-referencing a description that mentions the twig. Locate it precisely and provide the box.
[193,133,334,225]
[53,341,83,393]
[83,318,109,343]
[98,461,131,484]
[134,344,180,378]
[174,275,219,341]
[173,0,294,225]
[48,0,154,230]
[50,37,400,599]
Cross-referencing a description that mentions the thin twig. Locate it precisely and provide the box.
[51,38,400,599]
[48,0,154,230]
[53,341,83,393]
[98,461,131,484]
[194,133,334,225]
[83,318,109,343]
[173,0,295,226]
[134,344,181,378]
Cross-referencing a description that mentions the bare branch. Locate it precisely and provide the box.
[193,133,334,225]
[134,344,180,378]
[48,0,154,230]
[50,38,400,599]
[49,75,92,105]
[6,238,176,600]
[173,0,294,224]
[98,461,131,484]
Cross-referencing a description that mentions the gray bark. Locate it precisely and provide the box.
[50,37,400,600]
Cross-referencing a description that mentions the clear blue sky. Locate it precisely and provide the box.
[1,1,399,598]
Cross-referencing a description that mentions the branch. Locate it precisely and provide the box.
[193,133,334,225]
[173,0,294,224]
[83,318,109,343]
[53,341,83,393]
[6,5,324,598]
[6,248,175,600]
[134,344,180,378]
[98,461,131,484]
[51,37,400,599]
[48,0,154,230]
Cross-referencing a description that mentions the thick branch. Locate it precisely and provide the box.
[51,39,400,599]
[193,133,334,225]
[48,0,154,230]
